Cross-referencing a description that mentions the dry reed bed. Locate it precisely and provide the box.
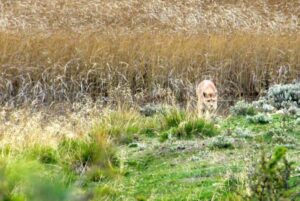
[0,0,300,106]
[0,100,104,149]
[0,0,299,33]
[0,32,299,106]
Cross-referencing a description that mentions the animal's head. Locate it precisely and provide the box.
[202,86,218,110]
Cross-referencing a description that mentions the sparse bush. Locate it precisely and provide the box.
[248,147,293,201]
[253,98,276,113]
[230,100,256,116]
[247,113,272,124]
[208,136,235,149]
[234,128,254,139]
[266,129,297,146]
[266,83,300,110]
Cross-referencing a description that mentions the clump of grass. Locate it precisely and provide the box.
[158,107,219,140]
[93,109,163,144]
[57,136,117,175]
[174,118,219,139]
[161,107,186,129]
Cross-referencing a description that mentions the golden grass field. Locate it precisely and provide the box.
[0,0,299,106]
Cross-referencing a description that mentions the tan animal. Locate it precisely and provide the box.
[196,80,218,119]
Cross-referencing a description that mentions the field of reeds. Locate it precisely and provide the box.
[0,0,299,107]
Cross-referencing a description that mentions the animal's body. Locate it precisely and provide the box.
[196,80,218,119]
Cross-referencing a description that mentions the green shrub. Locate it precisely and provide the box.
[266,83,300,109]
[247,113,272,124]
[230,100,256,116]
[249,147,293,201]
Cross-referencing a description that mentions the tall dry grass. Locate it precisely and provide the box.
[0,32,299,106]
[0,0,299,107]
[1,0,299,33]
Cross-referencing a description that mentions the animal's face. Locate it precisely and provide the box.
[202,88,217,110]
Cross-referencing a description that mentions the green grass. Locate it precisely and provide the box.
[1,107,300,200]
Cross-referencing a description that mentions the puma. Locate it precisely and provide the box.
[196,80,218,119]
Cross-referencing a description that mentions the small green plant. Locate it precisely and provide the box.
[248,147,293,201]
[230,100,257,116]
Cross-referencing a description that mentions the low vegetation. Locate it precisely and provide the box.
[0,94,299,200]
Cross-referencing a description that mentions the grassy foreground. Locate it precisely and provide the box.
[0,104,299,200]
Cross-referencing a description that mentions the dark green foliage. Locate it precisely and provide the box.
[25,145,58,164]
[159,130,171,142]
[249,147,293,201]
[140,128,156,137]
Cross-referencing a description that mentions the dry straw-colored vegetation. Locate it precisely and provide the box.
[0,0,299,107]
